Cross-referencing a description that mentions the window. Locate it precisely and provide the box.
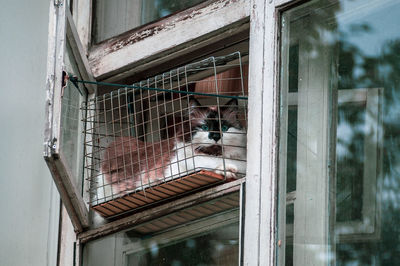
[48,0,400,265]
[277,0,400,265]
[88,0,249,81]
[44,3,94,232]
[93,0,208,43]
[83,193,241,266]
[45,0,251,265]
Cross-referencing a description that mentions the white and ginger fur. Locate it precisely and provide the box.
[101,98,247,196]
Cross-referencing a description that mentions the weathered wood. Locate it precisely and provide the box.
[45,155,88,232]
[44,0,58,158]
[238,181,245,265]
[78,178,244,243]
[244,0,280,265]
[277,11,290,264]
[45,2,88,265]
[72,0,92,53]
[88,0,250,80]
[50,0,67,156]
[44,0,93,233]
[244,0,266,264]
[91,170,227,218]
[44,0,87,232]
[66,8,96,94]
[58,206,77,266]
[102,31,249,90]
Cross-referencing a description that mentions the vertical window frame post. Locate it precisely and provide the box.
[244,0,299,265]
[44,0,95,233]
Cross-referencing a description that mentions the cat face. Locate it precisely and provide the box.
[188,98,246,152]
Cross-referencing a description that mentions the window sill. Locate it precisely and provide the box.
[78,177,244,243]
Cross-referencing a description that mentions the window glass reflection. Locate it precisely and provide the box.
[61,42,86,193]
[126,222,239,266]
[279,0,400,265]
[94,0,207,43]
[83,197,240,266]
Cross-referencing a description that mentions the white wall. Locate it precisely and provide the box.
[0,1,60,266]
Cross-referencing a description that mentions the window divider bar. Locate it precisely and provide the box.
[244,0,281,265]
[45,152,89,232]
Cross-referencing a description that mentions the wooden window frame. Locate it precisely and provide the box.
[279,13,334,265]
[243,0,307,265]
[88,0,250,82]
[46,0,253,265]
[250,1,385,265]
[44,0,96,233]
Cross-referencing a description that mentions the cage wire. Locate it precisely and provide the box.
[82,52,248,212]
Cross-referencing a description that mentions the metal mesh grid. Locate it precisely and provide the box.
[82,52,248,206]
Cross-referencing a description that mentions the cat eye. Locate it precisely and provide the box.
[221,125,229,132]
[201,124,209,131]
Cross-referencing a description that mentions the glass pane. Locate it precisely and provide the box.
[126,222,238,266]
[83,196,240,266]
[93,0,207,43]
[278,0,400,265]
[60,42,87,193]
[336,104,366,222]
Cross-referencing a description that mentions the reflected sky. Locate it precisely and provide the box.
[338,0,400,57]
[280,0,400,265]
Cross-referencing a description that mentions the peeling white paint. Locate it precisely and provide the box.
[89,0,249,79]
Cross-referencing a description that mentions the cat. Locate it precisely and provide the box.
[101,98,247,196]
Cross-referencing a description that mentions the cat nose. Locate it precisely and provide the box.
[208,132,221,142]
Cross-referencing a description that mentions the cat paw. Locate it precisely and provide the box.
[214,163,238,179]
[115,179,136,196]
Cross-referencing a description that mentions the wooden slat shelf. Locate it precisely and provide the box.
[132,192,240,235]
[92,170,228,218]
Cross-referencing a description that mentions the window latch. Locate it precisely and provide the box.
[61,71,80,97]
[48,138,57,153]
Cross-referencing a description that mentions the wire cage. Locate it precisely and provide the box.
[82,52,248,217]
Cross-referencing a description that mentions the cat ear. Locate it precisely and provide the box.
[223,98,239,112]
[222,98,239,121]
[187,97,202,117]
[189,97,201,108]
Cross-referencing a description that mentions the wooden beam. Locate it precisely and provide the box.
[98,27,249,93]
[44,1,90,233]
[44,0,58,158]
[244,0,280,265]
[66,8,96,94]
[45,153,89,232]
[88,0,250,81]
[48,0,67,156]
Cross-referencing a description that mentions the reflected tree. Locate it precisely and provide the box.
[284,1,400,264]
